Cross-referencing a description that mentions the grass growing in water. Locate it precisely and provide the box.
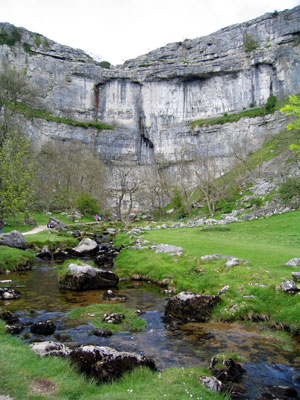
[67,303,146,333]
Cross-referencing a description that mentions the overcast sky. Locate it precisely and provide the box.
[1,0,300,65]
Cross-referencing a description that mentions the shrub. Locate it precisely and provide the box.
[265,95,277,113]
[34,34,41,47]
[75,192,99,216]
[249,197,264,207]
[0,27,21,46]
[99,61,111,69]
[244,34,257,52]
[215,199,234,214]
[279,178,300,204]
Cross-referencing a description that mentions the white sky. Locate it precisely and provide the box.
[1,0,300,65]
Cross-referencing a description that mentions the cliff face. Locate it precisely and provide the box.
[0,6,300,207]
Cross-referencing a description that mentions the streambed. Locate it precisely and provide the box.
[1,261,300,399]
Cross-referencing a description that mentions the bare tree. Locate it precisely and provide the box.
[192,145,221,216]
[111,166,140,220]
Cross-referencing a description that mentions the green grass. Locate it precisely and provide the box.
[25,230,78,251]
[189,94,297,127]
[0,246,35,271]
[0,320,226,400]
[67,303,146,333]
[114,211,300,332]
[12,102,114,131]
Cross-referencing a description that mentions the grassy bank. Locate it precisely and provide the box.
[0,320,225,400]
[114,211,300,332]
[0,246,35,271]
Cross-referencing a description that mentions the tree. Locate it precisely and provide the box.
[112,166,139,220]
[0,62,37,222]
[281,95,300,155]
[34,140,106,211]
[0,128,35,222]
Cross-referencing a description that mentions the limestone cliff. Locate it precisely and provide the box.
[0,6,300,208]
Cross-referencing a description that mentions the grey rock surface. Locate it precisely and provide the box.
[71,238,98,256]
[30,341,71,357]
[0,231,26,250]
[70,345,156,383]
[59,263,119,291]
[164,291,221,323]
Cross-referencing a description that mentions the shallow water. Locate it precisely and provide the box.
[1,262,300,399]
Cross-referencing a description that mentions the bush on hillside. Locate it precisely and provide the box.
[75,192,99,216]
[279,178,300,206]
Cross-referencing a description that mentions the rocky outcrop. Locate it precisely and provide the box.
[164,291,221,324]
[69,345,156,383]
[1,7,300,210]
[0,231,26,249]
[59,263,119,291]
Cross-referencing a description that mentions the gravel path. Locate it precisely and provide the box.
[23,225,48,235]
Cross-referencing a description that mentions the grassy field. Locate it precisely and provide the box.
[0,320,226,400]
[114,211,300,332]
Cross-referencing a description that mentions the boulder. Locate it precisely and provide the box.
[6,323,25,334]
[47,217,66,230]
[53,248,69,260]
[284,258,300,267]
[292,272,300,281]
[209,356,246,383]
[102,290,127,302]
[0,230,26,249]
[30,341,71,357]
[71,238,98,256]
[280,280,300,294]
[59,263,119,291]
[70,345,156,383]
[36,245,52,260]
[164,291,221,324]
[102,313,125,324]
[30,320,56,335]
[199,376,223,392]
[0,309,19,324]
[0,288,22,300]
[91,329,113,337]
[155,244,183,255]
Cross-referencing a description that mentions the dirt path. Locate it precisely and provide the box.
[23,225,48,235]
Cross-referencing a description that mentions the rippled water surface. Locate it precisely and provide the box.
[1,262,300,399]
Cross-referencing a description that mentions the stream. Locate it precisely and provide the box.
[1,260,300,399]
